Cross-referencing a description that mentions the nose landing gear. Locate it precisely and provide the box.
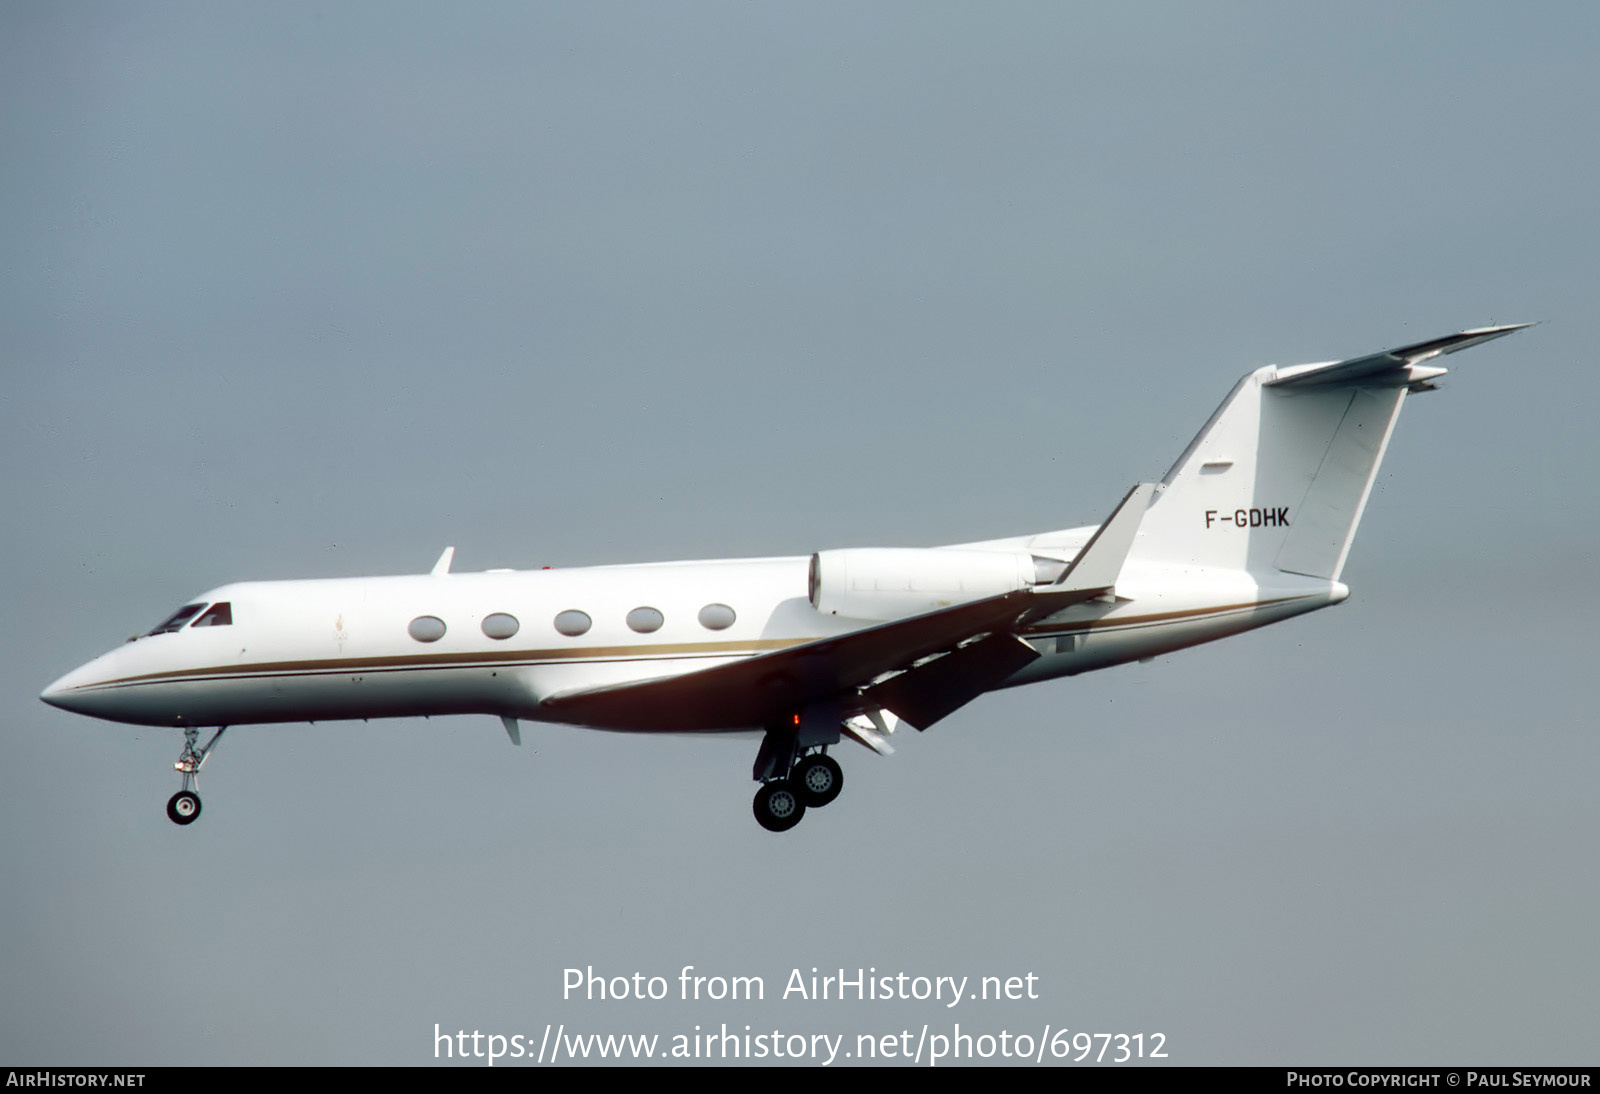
[167,726,226,826]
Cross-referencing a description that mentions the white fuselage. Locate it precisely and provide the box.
[40,551,1346,733]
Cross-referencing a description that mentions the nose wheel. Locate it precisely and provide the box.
[167,790,201,825]
[168,726,226,826]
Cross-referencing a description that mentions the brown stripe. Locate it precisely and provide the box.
[76,636,818,691]
[1020,594,1312,636]
[76,593,1319,693]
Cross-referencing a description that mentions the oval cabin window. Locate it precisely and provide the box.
[408,616,447,643]
[626,607,664,634]
[698,603,736,630]
[553,610,592,637]
[481,613,520,640]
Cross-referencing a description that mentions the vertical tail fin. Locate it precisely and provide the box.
[1128,325,1529,581]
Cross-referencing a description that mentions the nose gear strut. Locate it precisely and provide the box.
[167,726,226,826]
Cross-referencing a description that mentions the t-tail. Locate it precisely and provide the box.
[1127,324,1532,581]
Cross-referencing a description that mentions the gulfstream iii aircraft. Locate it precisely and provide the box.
[41,325,1529,831]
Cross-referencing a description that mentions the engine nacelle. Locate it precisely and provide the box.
[808,548,1063,621]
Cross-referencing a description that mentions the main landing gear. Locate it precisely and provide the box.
[753,752,844,833]
[751,713,847,832]
[167,726,226,826]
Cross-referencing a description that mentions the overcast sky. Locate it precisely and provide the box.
[3,1,1597,1067]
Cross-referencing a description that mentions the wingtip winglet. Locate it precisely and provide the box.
[1465,321,1536,335]
[1452,321,1536,347]
[1053,482,1154,593]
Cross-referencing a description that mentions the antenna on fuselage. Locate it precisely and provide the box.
[430,546,455,576]
[500,715,522,746]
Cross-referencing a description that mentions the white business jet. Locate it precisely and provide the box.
[41,325,1529,831]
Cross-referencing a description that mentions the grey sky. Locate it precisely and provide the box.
[3,2,1596,1066]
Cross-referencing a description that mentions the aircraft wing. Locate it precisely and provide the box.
[540,482,1155,733]
[536,585,1089,731]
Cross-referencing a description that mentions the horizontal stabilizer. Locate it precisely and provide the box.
[1266,324,1532,389]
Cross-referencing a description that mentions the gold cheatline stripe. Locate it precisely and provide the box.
[80,594,1317,692]
[78,636,815,691]
[1019,594,1310,636]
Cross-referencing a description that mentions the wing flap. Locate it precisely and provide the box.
[842,709,899,755]
[862,632,1040,730]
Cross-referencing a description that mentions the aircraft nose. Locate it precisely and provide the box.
[42,676,85,714]
[40,648,179,726]
[41,660,109,716]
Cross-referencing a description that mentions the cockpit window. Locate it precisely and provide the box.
[190,602,233,628]
[146,604,206,636]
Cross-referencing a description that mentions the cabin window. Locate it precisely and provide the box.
[698,603,736,630]
[553,610,591,637]
[408,616,447,643]
[190,602,233,628]
[146,604,206,636]
[626,607,664,634]
[481,613,519,640]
